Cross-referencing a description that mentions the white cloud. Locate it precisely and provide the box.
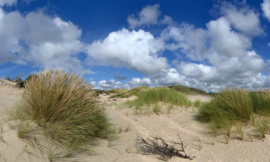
[0,0,16,6]
[127,4,173,29]
[129,77,152,87]
[128,4,160,29]
[262,0,270,22]
[161,15,174,25]
[154,68,189,86]
[207,17,251,57]
[161,24,207,60]
[221,3,263,37]
[0,8,92,75]
[93,79,130,90]
[86,28,169,76]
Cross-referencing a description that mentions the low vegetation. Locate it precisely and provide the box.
[168,85,211,95]
[8,69,114,154]
[198,88,270,141]
[109,86,149,98]
[126,88,190,107]
[125,87,194,115]
[250,90,270,116]
[199,89,253,124]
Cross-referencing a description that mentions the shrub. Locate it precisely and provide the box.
[250,90,270,116]
[11,69,112,151]
[16,78,25,88]
[25,74,38,83]
[199,89,253,127]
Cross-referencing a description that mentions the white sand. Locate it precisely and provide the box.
[0,79,270,162]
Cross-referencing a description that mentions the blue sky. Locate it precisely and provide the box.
[1,0,270,92]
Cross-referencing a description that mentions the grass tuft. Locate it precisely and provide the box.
[9,69,113,153]
[250,90,270,116]
[126,88,190,115]
[199,89,253,126]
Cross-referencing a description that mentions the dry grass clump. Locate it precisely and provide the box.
[9,69,112,152]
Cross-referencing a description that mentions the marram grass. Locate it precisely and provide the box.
[126,87,190,108]
[199,88,270,141]
[199,89,253,125]
[9,69,112,152]
[250,90,270,116]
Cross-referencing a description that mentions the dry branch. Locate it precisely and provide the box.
[136,134,194,161]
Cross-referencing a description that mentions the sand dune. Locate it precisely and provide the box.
[0,79,269,162]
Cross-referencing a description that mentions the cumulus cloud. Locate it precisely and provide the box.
[127,4,173,28]
[262,0,270,22]
[129,77,152,87]
[86,28,169,76]
[92,79,130,90]
[0,0,16,6]
[91,77,152,90]
[221,3,263,37]
[160,4,266,87]
[0,7,92,75]
[127,4,160,29]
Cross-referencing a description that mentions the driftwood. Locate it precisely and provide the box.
[136,134,194,161]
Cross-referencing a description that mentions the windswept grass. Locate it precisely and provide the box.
[199,88,270,141]
[250,90,270,116]
[199,89,253,125]
[8,69,113,153]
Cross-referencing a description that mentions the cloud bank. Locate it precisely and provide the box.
[1,1,270,92]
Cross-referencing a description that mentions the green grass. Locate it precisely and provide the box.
[199,89,253,125]
[193,99,202,108]
[250,90,270,116]
[126,87,189,107]
[109,86,149,98]
[198,88,270,141]
[168,85,212,95]
[8,69,114,154]
[125,88,191,115]
[126,87,191,113]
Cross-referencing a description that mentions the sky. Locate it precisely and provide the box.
[1,0,270,92]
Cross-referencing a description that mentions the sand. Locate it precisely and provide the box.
[0,79,270,162]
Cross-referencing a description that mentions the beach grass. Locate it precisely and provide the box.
[125,87,191,115]
[8,69,114,153]
[199,89,253,125]
[126,87,189,107]
[250,90,270,116]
